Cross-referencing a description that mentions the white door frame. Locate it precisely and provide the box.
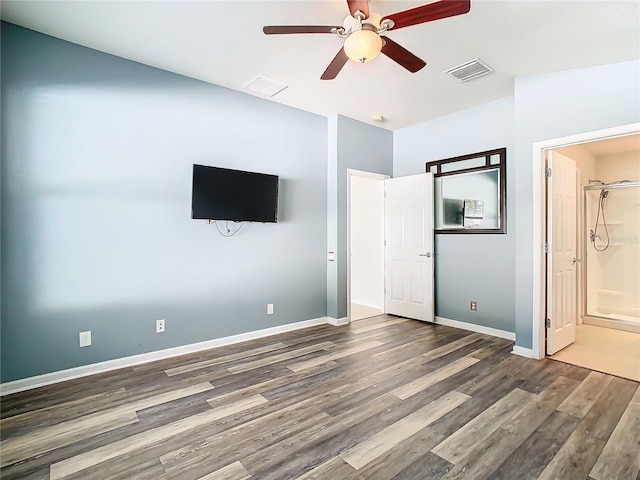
[346,168,390,322]
[531,122,640,360]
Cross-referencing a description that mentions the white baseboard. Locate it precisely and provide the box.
[0,316,331,396]
[511,346,535,358]
[327,316,350,326]
[433,316,516,341]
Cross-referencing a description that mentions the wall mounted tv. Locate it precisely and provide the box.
[191,164,279,223]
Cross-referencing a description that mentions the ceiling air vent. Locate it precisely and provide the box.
[444,58,494,83]
[244,76,288,97]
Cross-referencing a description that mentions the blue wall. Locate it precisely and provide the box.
[1,23,329,382]
[395,60,640,349]
[2,21,637,382]
[327,115,393,319]
[513,59,640,348]
[394,97,516,333]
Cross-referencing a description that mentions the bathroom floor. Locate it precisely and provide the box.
[549,324,640,381]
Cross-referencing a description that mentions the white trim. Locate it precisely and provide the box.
[511,346,535,358]
[531,122,640,361]
[433,316,515,341]
[0,316,331,396]
[327,316,350,326]
[346,168,389,322]
[347,168,390,181]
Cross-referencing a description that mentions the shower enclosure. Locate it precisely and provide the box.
[583,181,640,331]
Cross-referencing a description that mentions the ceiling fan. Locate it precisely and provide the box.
[263,0,471,80]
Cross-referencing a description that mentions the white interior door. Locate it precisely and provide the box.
[384,173,434,321]
[546,151,578,354]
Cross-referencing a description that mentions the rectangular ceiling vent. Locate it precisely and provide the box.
[244,76,288,97]
[444,58,494,83]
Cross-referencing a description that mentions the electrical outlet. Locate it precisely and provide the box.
[470,301,478,312]
[156,319,165,333]
[267,303,274,315]
[79,331,92,347]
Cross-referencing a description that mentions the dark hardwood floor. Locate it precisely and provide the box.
[1,315,638,480]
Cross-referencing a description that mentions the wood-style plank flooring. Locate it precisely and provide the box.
[1,315,639,480]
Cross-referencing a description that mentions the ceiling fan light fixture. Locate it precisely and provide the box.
[344,26,382,63]
[263,0,472,79]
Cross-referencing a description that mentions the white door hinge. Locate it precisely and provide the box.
[545,318,551,328]
[545,167,552,177]
[544,242,549,254]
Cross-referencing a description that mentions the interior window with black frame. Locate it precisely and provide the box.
[426,148,506,234]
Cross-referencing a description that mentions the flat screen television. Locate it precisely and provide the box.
[191,165,279,223]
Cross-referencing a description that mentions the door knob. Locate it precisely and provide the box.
[572,257,581,264]
[419,252,432,257]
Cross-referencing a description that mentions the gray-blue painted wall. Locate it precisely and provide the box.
[1,23,328,382]
[512,60,640,349]
[326,115,393,320]
[395,60,640,349]
[394,97,516,334]
[2,21,637,382]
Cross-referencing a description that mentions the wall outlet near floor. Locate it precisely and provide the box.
[470,301,478,312]
[156,319,166,333]
[267,303,274,315]
[79,331,92,347]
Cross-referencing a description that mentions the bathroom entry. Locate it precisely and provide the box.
[543,132,640,380]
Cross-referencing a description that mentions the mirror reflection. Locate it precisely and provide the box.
[435,169,500,230]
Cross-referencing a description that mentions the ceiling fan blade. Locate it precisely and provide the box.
[382,0,470,30]
[381,37,426,73]
[347,0,370,19]
[263,25,341,35]
[321,48,349,80]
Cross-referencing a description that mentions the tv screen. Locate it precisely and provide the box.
[191,165,279,223]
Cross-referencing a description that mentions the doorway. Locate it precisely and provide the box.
[347,170,387,321]
[536,127,640,381]
[347,170,435,324]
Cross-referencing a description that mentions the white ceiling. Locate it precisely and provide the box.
[572,134,640,157]
[2,0,639,130]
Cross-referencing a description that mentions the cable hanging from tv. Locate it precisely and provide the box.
[210,220,244,237]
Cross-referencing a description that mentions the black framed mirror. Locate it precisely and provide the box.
[426,148,506,234]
